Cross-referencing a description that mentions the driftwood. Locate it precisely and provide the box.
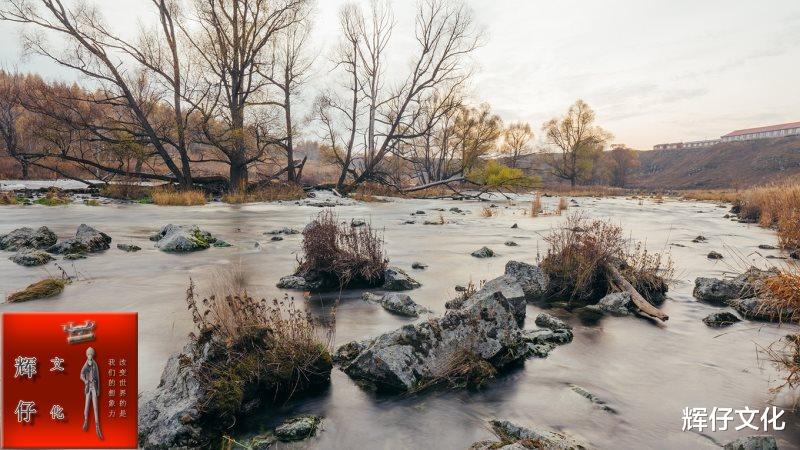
[606,263,669,322]
[401,176,465,193]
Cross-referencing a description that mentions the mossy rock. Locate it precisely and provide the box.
[8,279,66,303]
[274,415,322,442]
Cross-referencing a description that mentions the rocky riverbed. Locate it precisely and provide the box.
[1,191,799,449]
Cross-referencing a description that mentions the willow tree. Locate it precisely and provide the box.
[541,99,611,186]
[502,121,533,168]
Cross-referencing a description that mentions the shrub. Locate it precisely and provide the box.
[296,210,387,290]
[7,278,66,303]
[151,187,206,206]
[758,268,800,324]
[186,270,333,423]
[480,206,496,218]
[468,161,535,189]
[556,197,568,215]
[763,334,800,407]
[540,213,672,305]
[100,183,152,200]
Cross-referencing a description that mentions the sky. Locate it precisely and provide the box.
[1,0,799,150]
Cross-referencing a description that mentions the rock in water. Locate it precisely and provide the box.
[471,246,495,258]
[48,224,111,254]
[702,311,741,327]
[117,243,141,252]
[411,262,428,270]
[470,419,588,450]
[363,292,429,317]
[723,435,778,450]
[277,275,311,290]
[274,415,321,442]
[693,267,778,304]
[758,244,777,250]
[504,241,519,246]
[693,278,745,304]
[382,266,421,291]
[10,249,53,266]
[594,292,634,316]
[150,224,218,252]
[730,297,796,322]
[535,312,571,331]
[0,226,57,251]
[707,251,724,259]
[350,219,366,227]
[340,290,527,392]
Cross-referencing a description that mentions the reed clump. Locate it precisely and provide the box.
[152,186,207,206]
[7,278,66,303]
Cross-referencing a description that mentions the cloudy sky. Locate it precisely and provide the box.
[1,0,799,149]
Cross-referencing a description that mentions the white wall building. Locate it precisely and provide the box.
[720,121,800,142]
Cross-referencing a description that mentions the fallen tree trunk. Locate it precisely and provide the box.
[606,263,669,322]
[401,176,465,193]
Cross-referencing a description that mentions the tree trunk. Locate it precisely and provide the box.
[285,87,296,182]
[20,160,29,180]
[229,161,248,192]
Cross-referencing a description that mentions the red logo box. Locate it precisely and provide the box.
[2,312,137,449]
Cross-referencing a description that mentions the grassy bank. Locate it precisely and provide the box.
[683,180,800,253]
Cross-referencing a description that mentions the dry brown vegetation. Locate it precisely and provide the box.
[688,181,800,252]
[540,213,672,306]
[222,182,306,203]
[758,268,800,324]
[100,183,152,200]
[0,191,18,204]
[296,210,387,290]
[7,278,66,303]
[151,187,207,206]
[185,267,333,423]
[556,196,568,215]
[764,334,800,409]
[480,206,496,218]
[541,184,628,197]
[530,193,542,217]
[34,188,70,206]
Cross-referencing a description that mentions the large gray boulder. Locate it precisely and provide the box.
[471,246,495,258]
[594,292,634,316]
[138,340,211,449]
[151,224,216,252]
[723,435,778,450]
[363,292,429,317]
[274,415,321,442]
[340,289,527,392]
[0,226,57,251]
[470,419,588,450]
[693,267,777,304]
[47,224,111,254]
[382,266,421,291]
[277,275,313,290]
[10,249,53,266]
[693,277,745,304]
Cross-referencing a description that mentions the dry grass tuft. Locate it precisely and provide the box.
[222,182,306,203]
[152,186,207,206]
[296,210,387,289]
[480,206,496,218]
[556,197,568,215]
[763,334,800,408]
[540,213,672,305]
[758,268,800,324]
[7,278,66,303]
[100,183,152,200]
[530,193,542,217]
[0,191,19,205]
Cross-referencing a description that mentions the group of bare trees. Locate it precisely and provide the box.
[0,0,313,191]
[0,1,636,192]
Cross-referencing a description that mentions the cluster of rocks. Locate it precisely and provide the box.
[278,265,420,292]
[149,224,230,252]
[333,261,572,393]
[1,225,111,266]
[693,267,794,322]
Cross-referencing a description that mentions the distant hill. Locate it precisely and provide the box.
[633,136,800,189]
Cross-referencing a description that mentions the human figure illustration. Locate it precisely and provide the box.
[80,347,103,440]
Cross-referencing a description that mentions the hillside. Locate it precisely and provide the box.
[632,136,800,189]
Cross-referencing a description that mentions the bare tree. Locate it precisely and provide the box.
[453,103,502,176]
[0,0,196,187]
[320,0,481,191]
[541,99,611,186]
[183,0,310,191]
[501,121,533,168]
[0,70,33,178]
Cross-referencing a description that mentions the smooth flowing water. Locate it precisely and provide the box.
[1,194,798,449]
